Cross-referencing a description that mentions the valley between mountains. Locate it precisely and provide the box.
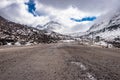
[0,7,120,80]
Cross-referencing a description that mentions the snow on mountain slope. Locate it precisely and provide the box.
[36,21,64,33]
[87,12,120,40]
[89,12,120,31]
[95,28,120,40]
[77,11,120,41]
[36,21,72,40]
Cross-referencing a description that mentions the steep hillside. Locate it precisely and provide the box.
[86,12,120,40]
[70,12,120,48]
[0,16,60,45]
[72,12,120,40]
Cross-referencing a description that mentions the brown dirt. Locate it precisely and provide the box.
[0,43,120,80]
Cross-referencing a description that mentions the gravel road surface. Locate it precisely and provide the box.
[0,43,120,80]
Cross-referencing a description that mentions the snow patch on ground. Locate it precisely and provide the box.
[71,61,97,80]
[15,42,21,46]
[7,43,12,46]
[94,41,108,47]
[86,72,97,80]
[71,62,87,70]
[92,41,113,48]
[60,40,75,43]
[25,42,33,46]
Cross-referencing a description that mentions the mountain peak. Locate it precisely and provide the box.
[36,21,63,33]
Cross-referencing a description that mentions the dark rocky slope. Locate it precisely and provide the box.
[0,16,60,45]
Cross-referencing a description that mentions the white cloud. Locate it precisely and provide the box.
[0,0,113,34]
[0,0,50,27]
[35,3,101,33]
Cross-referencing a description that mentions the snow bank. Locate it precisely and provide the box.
[15,42,21,46]
[60,40,75,43]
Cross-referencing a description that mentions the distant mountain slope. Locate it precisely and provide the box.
[87,12,120,40]
[36,21,72,40]
[71,12,120,41]
[0,16,61,45]
[36,21,63,33]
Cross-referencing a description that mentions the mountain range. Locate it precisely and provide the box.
[0,16,67,45]
[1,10,120,47]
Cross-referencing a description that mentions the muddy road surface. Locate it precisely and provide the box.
[0,43,120,80]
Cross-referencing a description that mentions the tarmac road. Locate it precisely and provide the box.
[0,43,120,80]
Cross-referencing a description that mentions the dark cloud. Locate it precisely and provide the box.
[37,0,119,13]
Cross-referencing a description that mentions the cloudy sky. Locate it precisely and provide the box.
[0,0,119,34]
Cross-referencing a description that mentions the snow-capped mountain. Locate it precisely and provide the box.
[71,11,120,41]
[36,21,72,40]
[36,21,63,33]
[86,12,120,40]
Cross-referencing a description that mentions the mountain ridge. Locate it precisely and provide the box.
[71,12,120,40]
[36,21,63,33]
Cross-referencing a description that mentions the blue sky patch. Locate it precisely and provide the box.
[70,16,96,22]
[25,0,37,16]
